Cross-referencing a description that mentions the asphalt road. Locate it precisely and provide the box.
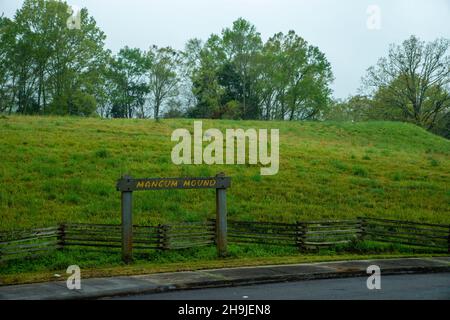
[112,272,450,300]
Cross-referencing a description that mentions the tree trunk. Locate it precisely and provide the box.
[154,101,160,120]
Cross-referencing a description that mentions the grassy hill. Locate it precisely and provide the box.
[1,115,449,231]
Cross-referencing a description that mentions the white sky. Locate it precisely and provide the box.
[1,0,449,99]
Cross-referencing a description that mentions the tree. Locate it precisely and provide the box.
[186,19,264,120]
[186,20,333,121]
[163,98,185,118]
[258,31,333,120]
[221,18,263,119]
[147,45,182,120]
[107,47,148,118]
[187,34,225,118]
[0,0,107,116]
[179,38,202,112]
[324,95,373,121]
[0,15,15,113]
[363,35,450,130]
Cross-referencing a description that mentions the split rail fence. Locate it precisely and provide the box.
[1,217,449,262]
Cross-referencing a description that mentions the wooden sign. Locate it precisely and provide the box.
[117,173,230,263]
[116,176,231,192]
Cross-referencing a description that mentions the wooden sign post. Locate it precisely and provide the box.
[116,173,231,263]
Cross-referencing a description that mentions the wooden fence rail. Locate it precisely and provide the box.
[227,220,298,247]
[1,217,449,262]
[358,217,449,251]
[0,227,60,261]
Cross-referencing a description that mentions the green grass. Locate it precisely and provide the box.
[1,115,448,229]
[0,115,449,283]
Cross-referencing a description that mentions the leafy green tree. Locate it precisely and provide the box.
[221,18,263,119]
[186,19,263,120]
[259,31,333,120]
[1,0,107,116]
[187,35,225,118]
[108,47,148,118]
[163,98,185,118]
[179,38,202,111]
[0,15,15,113]
[147,45,182,120]
[186,21,333,121]
[325,96,373,121]
[363,35,450,130]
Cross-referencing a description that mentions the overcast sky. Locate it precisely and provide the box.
[1,0,449,99]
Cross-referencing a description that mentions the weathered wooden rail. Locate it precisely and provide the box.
[0,227,61,261]
[1,217,449,262]
[300,219,362,249]
[359,217,449,250]
[159,221,216,250]
[227,220,298,247]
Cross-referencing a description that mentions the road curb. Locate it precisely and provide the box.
[1,258,449,300]
[87,265,450,300]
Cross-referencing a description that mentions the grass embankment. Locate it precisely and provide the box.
[1,115,449,228]
[0,115,449,283]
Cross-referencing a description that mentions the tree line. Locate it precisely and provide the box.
[0,0,449,137]
[327,36,450,138]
